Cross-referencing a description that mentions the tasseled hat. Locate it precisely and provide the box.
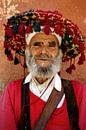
[4,9,85,74]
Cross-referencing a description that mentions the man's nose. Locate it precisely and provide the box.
[41,46,48,54]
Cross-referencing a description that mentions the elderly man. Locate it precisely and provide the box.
[0,10,86,130]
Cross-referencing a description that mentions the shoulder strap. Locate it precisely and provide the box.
[62,79,80,130]
[20,82,31,130]
[34,88,64,130]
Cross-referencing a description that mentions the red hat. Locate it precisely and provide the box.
[4,10,85,74]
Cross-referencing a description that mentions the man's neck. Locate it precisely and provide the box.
[35,76,49,84]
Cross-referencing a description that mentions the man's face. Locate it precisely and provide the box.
[25,32,63,78]
[28,33,59,68]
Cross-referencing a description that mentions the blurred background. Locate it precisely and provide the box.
[0,0,86,93]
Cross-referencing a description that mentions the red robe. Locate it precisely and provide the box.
[0,79,86,130]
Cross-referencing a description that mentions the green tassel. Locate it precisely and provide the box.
[14,56,19,65]
[4,48,10,55]
[33,22,41,32]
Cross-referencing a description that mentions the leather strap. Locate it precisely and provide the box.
[33,88,64,130]
[62,79,80,130]
[20,82,31,130]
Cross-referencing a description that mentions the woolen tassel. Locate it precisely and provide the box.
[4,24,14,37]
[71,58,76,70]
[18,22,25,35]
[14,56,19,65]
[78,43,85,52]
[13,24,19,34]
[33,22,41,32]
[4,41,8,48]
[78,52,85,65]
[71,64,76,70]
[54,24,63,36]
[66,57,76,74]
[66,66,72,74]
[66,59,72,74]
[7,53,13,61]
[4,48,9,55]
[42,24,52,35]
[26,24,33,34]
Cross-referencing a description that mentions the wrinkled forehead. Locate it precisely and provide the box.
[28,32,59,46]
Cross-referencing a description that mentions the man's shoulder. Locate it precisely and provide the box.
[69,79,86,100]
[8,78,23,86]
[71,79,86,90]
[62,79,86,106]
[5,78,24,93]
[62,78,86,88]
[0,78,24,104]
[62,78,86,95]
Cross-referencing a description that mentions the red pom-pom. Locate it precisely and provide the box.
[68,28,74,35]
[66,62,75,74]
[73,36,78,44]
[54,24,63,36]
[4,41,8,48]
[4,24,14,37]
[71,64,76,70]
[26,24,33,34]
[7,53,13,61]
[42,24,52,35]
[66,66,72,74]
[78,52,85,65]
[18,22,25,35]
[79,43,85,52]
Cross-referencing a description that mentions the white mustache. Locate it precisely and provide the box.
[34,54,54,61]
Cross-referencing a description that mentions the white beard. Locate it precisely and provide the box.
[25,49,63,79]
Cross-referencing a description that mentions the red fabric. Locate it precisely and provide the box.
[0,79,86,130]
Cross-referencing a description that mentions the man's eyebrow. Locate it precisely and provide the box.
[49,41,56,43]
[32,41,43,45]
[48,41,57,45]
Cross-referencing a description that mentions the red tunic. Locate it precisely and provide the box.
[0,79,86,130]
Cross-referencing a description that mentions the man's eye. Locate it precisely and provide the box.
[33,42,42,47]
[49,42,57,47]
